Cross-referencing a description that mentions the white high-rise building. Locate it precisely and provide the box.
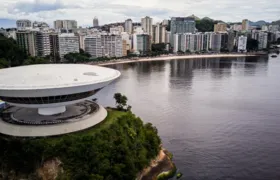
[133,26,144,34]
[54,20,63,29]
[173,34,179,53]
[16,19,32,29]
[242,19,249,31]
[162,20,169,26]
[231,24,242,31]
[204,32,213,51]
[210,33,222,51]
[121,32,132,51]
[195,33,205,51]
[141,16,153,37]
[102,35,123,57]
[78,33,86,50]
[238,36,247,52]
[93,17,99,27]
[132,34,150,55]
[180,33,205,53]
[258,32,268,49]
[153,23,166,44]
[165,31,171,43]
[54,20,77,29]
[269,25,279,32]
[170,17,196,47]
[85,35,102,58]
[252,31,268,49]
[33,21,49,28]
[262,25,268,31]
[124,19,133,34]
[110,26,124,35]
[85,34,123,58]
[16,30,38,56]
[58,33,79,60]
[36,32,51,57]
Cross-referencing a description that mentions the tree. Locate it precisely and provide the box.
[152,43,166,52]
[114,93,128,111]
[0,58,9,69]
[0,35,27,67]
[23,56,49,65]
[79,48,91,58]
[64,52,91,63]
[247,39,259,51]
[185,50,191,54]
[196,19,215,32]
[177,50,184,54]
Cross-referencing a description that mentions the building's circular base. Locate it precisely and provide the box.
[0,101,107,137]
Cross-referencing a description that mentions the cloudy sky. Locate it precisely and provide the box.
[1,0,280,28]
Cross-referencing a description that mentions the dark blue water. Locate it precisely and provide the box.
[95,55,280,180]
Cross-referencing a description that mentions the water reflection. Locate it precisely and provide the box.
[97,55,280,180]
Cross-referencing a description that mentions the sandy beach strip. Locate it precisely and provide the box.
[93,54,258,66]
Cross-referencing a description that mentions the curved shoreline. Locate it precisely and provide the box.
[92,54,259,66]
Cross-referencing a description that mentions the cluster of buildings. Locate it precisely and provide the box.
[0,17,280,61]
[171,18,280,53]
[1,17,162,61]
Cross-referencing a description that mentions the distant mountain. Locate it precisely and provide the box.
[249,20,268,27]
[272,20,280,25]
[187,14,200,21]
[202,17,214,21]
[0,19,16,28]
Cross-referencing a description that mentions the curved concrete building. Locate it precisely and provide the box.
[0,64,120,137]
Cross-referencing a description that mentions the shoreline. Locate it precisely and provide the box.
[91,53,259,66]
[137,148,176,180]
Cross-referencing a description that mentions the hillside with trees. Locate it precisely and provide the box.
[196,18,215,32]
[0,34,49,68]
[196,18,226,32]
[0,94,163,180]
[0,34,27,68]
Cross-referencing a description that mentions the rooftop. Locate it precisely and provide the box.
[0,64,120,90]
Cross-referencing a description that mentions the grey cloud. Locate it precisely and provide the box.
[93,3,171,20]
[8,0,81,14]
[2,0,280,26]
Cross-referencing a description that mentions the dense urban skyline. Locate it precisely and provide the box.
[1,0,280,28]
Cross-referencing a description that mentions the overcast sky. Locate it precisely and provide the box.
[1,0,280,27]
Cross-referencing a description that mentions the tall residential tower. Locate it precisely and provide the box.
[170,17,196,46]
[93,17,99,27]
[124,19,133,34]
[242,19,249,31]
[141,16,153,37]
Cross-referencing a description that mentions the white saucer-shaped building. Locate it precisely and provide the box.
[0,64,120,137]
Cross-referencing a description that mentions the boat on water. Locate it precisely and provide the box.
[271,54,278,58]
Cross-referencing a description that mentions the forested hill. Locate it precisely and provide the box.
[0,34,48,68]
[196,18,226,32]
[0,109,162,180]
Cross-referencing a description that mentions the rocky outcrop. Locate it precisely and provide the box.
[137,148,176,180]
[37,158,63,180]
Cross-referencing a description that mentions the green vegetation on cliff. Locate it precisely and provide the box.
[0,109,161,180]
[0,34,49,68]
